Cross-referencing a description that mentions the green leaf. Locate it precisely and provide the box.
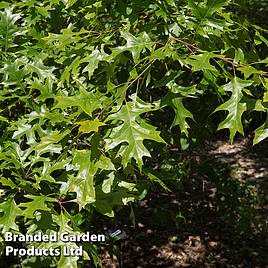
[105,95,165,170]
[112,31,154,63]
[19,195,57,219]
[35,129,70,154]
[160,82,194,136]
[214,77,253,143]
[62,0,77,9]
[237,66,265,79]
[0,115,8,122]
[264,94,268,103]
[12,121,39,145]
[185,52,217,72]
[57,254,78,268]
[30,78,54,101]
[27,59,56,82]
[0,177,16,188]
[43,27,88,47]
[76,118,105,134]
[259,57,268,65]
[1,1,268,266]
[0,7,24,51]
[56,213,80,268]
[101,172,114,194]
[254,110,268,145]
[188,0,228,19]
[82,49,110,80]
[0,59,28,87]
[59,49,110,86]
[254,30,268,46]
[54,88,103,116]
[36,159,70,184]
[0,198,22,232]
[67,150,115,209]
[118,180,137,191]
[146,172,171,192]
[94,186,138,217]
[172,98,193,136]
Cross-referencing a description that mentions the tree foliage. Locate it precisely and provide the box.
[0,0,267,266]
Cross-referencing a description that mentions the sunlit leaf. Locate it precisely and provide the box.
[0,198,22,232]
[105,95,165,169]
[76,118,105,134]
[214,78,253,143]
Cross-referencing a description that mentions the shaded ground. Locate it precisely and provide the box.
[101,138,268,267]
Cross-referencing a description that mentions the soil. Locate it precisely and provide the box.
[100,138,268,268]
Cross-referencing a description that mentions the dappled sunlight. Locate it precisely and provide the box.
[100,138,268,267]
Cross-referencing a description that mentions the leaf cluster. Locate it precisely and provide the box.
[0,0,268,266]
